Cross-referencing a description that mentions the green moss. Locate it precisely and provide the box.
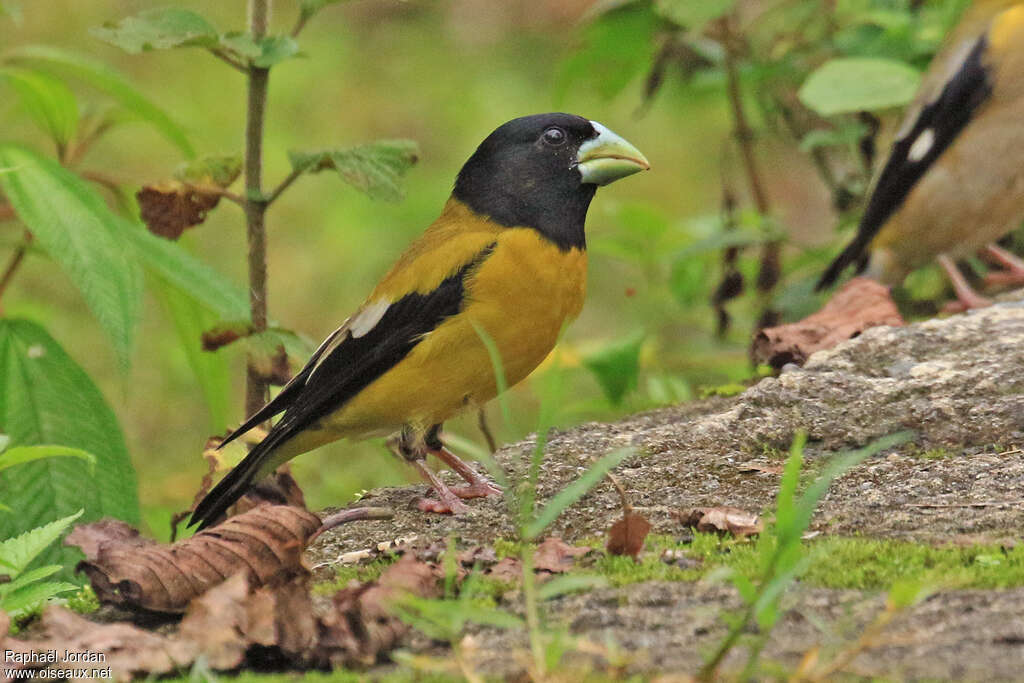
[585,534,1024,591]
[312,556,397,595]
[698,382,747,399]
[66,586,100,614]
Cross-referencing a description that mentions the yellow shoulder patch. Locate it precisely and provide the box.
[988,3,1024,53]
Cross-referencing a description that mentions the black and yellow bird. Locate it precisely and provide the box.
[191,113,649,529]
[816,1,1024,308]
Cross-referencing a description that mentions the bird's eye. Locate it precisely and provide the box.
[542,127,566,146]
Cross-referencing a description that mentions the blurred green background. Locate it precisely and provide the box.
[0,0,908,539]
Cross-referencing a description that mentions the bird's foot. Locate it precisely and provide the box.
[449,480,503,500]
[937,254,992,313]
[416,495,470,515]
[941,291,992,313]
[981,244,1024,289]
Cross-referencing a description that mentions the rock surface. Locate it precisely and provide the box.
[308,296,1024,679]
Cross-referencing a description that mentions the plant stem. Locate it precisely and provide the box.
[264,166,302,206]
[244,0,272,418]
[0,232,32,308]
[520,544,546,677]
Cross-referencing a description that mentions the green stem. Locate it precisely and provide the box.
[521,544,546,677]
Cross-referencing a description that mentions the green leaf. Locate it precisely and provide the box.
[524,447,635,540]
[1,579,80,617]
[300,0,352,22]
[537,574,608,600]
[253,36,301,68]
[0,445,95,475]
[557,3,658,102]
[91,8,219,53]
[0,67,78,148]
[0,319,139,571]
[289,140,419,202]
[799,57,921,116]
[6,45,194,157]
[0,564,62,594]
[0,510,83,576]
[174,154,242,188]
[654,0,736,28]
[121,223,249,320]
[582,331,645,405]
[0,145,143,367]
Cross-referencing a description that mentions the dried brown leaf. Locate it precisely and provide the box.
[67,505,320,613]
[486,557,523,583]
[680,507,763,538]
[137,181,221,240]
[201,321,253,351]
[533,537,592,573]
[606,512,652,559]
[315,554,442,668]
[736,461,784,475]
[751,277,905,369]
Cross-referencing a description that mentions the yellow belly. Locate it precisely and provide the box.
[320,229,587,438]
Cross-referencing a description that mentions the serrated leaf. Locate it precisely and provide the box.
[0,319,138,572]
[799,57,920,116]
[654,0,736,28]
[0,67,78,148]
[289,139,419,202]
[150,280,230,432]
[0,445,95,475]
[0,145,143,367]
[0,579,79,617]
[0,510,83,576]
[6,45,194,156]
[91,8,219,53]
[0,565,61,597]
[582,331,645,405]
[120,222,249,320]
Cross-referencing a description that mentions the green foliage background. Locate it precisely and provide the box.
[0,0,982,542]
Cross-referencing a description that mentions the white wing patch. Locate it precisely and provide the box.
[907,128,935,163]
[305,299,391,382]
[349,299,390,338]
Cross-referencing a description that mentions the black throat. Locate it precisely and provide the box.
[452,154,596,251]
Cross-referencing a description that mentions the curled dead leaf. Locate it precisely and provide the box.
[751,277,905,369]
[137,181,221,240]
[201,321,253,351]
[679,506,763,538]
[606,512,652,560]
[67,505,320,613]
[533,537,592,573]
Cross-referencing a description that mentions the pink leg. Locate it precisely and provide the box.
[412,460,470,515]
[938,254,991,312]
[982,244,1024,288]
[429,445,502,500]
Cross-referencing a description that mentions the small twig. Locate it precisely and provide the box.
[308,506,395,545]
[477,407,498,454]
[0,231,32,308]
[79,169,125,195]
[207,47,247,73]
[605,471,632,514]
[291,13,310,38]
[264,166,303,206]
[904,500,1024,509]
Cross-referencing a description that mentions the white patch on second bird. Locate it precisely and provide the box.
[907,128,935,163]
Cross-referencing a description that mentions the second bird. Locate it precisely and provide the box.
[191,113,649,529]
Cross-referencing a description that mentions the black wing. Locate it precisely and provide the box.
[190,242,496,529]
[817,34,994,290]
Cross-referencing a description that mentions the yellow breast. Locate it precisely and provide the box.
[325,228,587,437]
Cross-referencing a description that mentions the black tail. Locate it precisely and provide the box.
[816,235,870,292]
[190,436,279,530]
